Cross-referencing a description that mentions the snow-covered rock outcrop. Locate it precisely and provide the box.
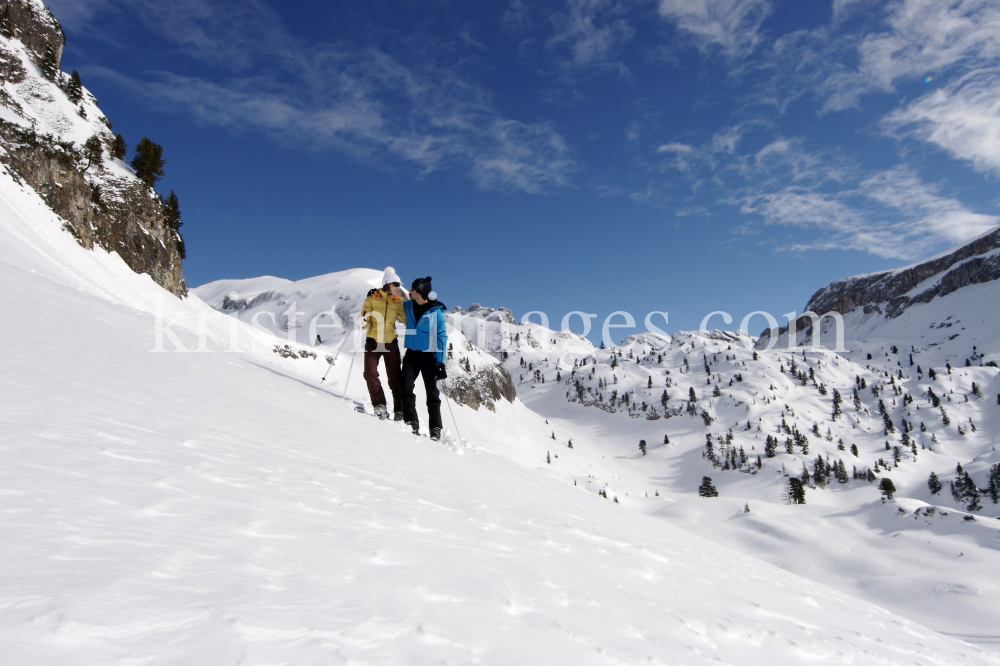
[0,0,186,296]
[758,226,1000,361]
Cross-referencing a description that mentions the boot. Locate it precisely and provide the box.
[406,421,420,436]
[430,427,442,441]
[374,405,389,420]
[393,412,405,422]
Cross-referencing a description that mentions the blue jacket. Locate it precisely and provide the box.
[404,300,448,364]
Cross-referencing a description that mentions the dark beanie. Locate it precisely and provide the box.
[411,276,432,299]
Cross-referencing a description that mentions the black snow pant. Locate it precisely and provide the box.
[400,349,442,431]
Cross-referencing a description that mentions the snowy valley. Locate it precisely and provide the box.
[3,0,1000,663]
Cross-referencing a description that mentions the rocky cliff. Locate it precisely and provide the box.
[0,0,186,296]
[804,227,1000,320]
[759,226,1000,347]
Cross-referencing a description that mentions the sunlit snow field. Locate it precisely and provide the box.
[4,153,1000,663]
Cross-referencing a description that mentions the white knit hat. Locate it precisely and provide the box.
[382,266,401,286]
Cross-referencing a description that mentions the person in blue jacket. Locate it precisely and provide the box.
[401,276,448,440]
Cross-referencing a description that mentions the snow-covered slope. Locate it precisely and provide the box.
[195,258,1000,642]
[5,96,1000,664]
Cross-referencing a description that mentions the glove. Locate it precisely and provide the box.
[435,362,447,380]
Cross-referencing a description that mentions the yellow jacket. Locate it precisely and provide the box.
[361,289,405,343]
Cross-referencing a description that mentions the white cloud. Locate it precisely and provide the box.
[546,0,635,75]
[657,0,771,58]
[90,57,575,194]
[746,166,998,259]
[58,0,576,193]
[819,0,1000,111]
[860,167,999,243]
[884,69,1000,176]
[656,142,694,153]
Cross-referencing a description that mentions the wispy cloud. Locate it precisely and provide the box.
[545,0,636,76]
[657,0,771,59]
[883,68,1000,176]
[746,166,998,259]
[860,166,998,243]
[772,0,1000,113]
[649,127,997,259]
[56,0,576,193]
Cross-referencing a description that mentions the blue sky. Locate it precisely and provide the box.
[48,0,1000,339]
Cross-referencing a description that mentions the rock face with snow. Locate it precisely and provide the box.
[0,0,186,296]
[807,226,1000,320]
[0,0,63,64]
[759,226,1000,352]
[449,303,515,324]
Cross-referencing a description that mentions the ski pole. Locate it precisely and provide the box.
[320,326,353,383]
[342,327,359,402]
[439,380,463,443]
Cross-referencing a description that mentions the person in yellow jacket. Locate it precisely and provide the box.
[359,267,407,420]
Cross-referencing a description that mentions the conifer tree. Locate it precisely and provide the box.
[878,399,896,433]
[81,135,103,171]
[834,460,848,484]
[111,134,127,160]
[65,70,83,104]
[878,477,896,500]
[639,440,647,456]
[788,478,806,504]
[698,476,718,498]
[986,464,1000,504]
[162,190,185,259]
[927,471,942,495]
[832,388,842,420]
[689,387,697,402]
[961,472,981,511]
[39,45,58,81]
[130,137,166,187]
